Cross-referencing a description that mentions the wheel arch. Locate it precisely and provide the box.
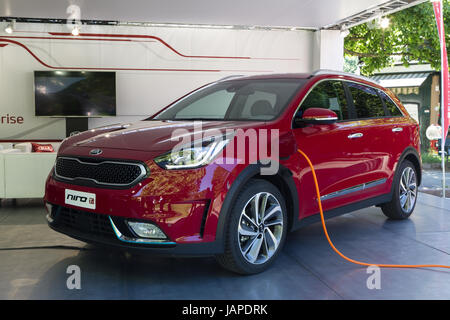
[215,162,299,247]
[397,147,422,186]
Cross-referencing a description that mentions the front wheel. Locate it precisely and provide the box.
[216,179,287,274]
[381,160,418,220]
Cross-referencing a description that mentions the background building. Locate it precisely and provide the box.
[372,64,441,152]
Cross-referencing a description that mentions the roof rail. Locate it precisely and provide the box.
[312,69,379,84]
[217,75,244,82]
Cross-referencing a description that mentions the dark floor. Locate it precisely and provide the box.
[0,193,449,300]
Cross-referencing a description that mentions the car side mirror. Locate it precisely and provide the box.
[294,108,338,126]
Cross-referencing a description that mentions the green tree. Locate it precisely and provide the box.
[343,56,359,74]
[344,0,450,75]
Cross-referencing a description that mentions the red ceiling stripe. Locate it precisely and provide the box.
[0,37,220,72]
[4,32,299,61]
[49,32,252,60]
[0,37,272,73]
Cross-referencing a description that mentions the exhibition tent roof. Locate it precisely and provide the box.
[0,0,427,30]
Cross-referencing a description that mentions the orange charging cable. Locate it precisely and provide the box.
[297,148,450,269]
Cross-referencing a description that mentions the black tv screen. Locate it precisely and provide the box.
[34,71,116,117]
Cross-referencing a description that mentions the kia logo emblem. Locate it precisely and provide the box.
[90,149,102,155]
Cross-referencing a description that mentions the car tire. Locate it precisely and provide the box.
[381,160,418,220]
[215,179,288,275]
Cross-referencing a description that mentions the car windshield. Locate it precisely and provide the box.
[151,79,306,121]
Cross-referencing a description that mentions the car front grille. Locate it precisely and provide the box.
[55,206,116,239]
[55,157,147,187]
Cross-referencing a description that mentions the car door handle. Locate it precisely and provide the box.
[392,127,403,132]
[348,133,363,139]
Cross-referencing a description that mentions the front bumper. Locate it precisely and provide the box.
[44,150,238,254]
[44,161,225,243]
[46,203,223,255]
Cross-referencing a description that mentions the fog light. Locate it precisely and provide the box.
[127,221,167,239]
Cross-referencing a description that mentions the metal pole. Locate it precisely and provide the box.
[439,0,446,198]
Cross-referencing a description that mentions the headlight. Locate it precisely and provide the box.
[154,135,232,169]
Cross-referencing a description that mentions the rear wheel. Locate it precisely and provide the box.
[381,160,418,220]
[216,179,287,274]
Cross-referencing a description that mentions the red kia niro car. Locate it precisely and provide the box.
[45,70,421,274]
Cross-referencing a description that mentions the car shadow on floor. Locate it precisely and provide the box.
[20,244,340,300]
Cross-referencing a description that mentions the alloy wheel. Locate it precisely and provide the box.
[399,166,417,214]
[238,192,284,265]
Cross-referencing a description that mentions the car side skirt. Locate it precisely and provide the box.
[292,192,392,231]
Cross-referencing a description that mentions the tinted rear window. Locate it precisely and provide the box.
[379,90,403,117]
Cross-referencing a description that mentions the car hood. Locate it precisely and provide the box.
[60,120,265,153]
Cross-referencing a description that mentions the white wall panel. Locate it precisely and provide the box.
[0,23,315,139]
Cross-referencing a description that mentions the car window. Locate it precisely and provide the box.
[241,91,277,118]
[154,79,305,121]
[378,90,403,117]
[297,80,349,120]
[346,82,386,119]
[174,90,234,119]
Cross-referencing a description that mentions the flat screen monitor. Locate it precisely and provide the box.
[34,71,116,117]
